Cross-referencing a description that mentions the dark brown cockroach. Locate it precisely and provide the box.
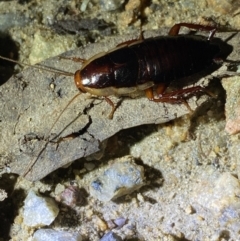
[0,23,222,177]
[73,23,220,118]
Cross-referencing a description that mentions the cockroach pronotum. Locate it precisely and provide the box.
[0,23,224,177]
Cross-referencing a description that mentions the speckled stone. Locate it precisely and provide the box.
[90,156,145,202]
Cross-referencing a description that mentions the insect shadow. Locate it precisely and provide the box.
[0,33,19,85]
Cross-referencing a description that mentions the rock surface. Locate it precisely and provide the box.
[1,0,240,240]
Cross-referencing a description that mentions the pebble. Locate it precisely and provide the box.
[80,0,90,12]
[94,215,108,231]
[32,229,82,241]
[185,205,195,215]
[54,184,65,196]
[23,190,59,227]
[59,186,85,208]
[99,231,123,241]
[84,162,96,171]
[113,217,127,228]
[89,156,145,202]
[99,0,125,11]
[125,0,141,11]
[0,188,7,201]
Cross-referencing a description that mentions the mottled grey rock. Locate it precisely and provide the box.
[32,229,82,241]
[90,156,145,202]
[23,190,59,227]
[0,13,29,32]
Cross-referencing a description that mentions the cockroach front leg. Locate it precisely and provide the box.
[59,56,86,63]
[104,97,117,119]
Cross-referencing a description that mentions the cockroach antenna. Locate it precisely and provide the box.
[0,55,74,77]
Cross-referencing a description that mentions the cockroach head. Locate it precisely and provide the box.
[74,69,86,93]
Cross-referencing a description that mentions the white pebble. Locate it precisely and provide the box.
[23,190,59,227]
[32,229,82,241]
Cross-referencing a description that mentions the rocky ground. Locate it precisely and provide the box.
[0,0,240,240]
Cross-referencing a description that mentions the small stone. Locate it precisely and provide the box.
[185,205,195,214]
[118,11,135,29]
[99,231,123,241]
[32,229,82,241]
[85,209,93,219]
[136,193,144,202]
[113,217,127,228]
[23,190,59,227]
[0,189,7,201]
[95,216,108,231]
[99,0,125,11]
[106,219,116,229]
[59,186,85,207]
[84,162,95,171]
[80,0,90,12]
[54,184,65,196]
[125,0,141,11]
[89,156,145,202]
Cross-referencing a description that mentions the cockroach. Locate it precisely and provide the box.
[0,23,223,177]
[1,23,220,119]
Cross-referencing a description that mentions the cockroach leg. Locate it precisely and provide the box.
[145,85,214,112]
[104,97,116,119]
[169,23,217,40]
[59,56,86,63]
[145,87,155,99]
[155,83,168,96]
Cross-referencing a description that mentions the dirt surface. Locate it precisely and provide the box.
[1,0,240,240]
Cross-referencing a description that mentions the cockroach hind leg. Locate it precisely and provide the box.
[169,23,217,39]
[182,99,194,113]
[148,86,215,110]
